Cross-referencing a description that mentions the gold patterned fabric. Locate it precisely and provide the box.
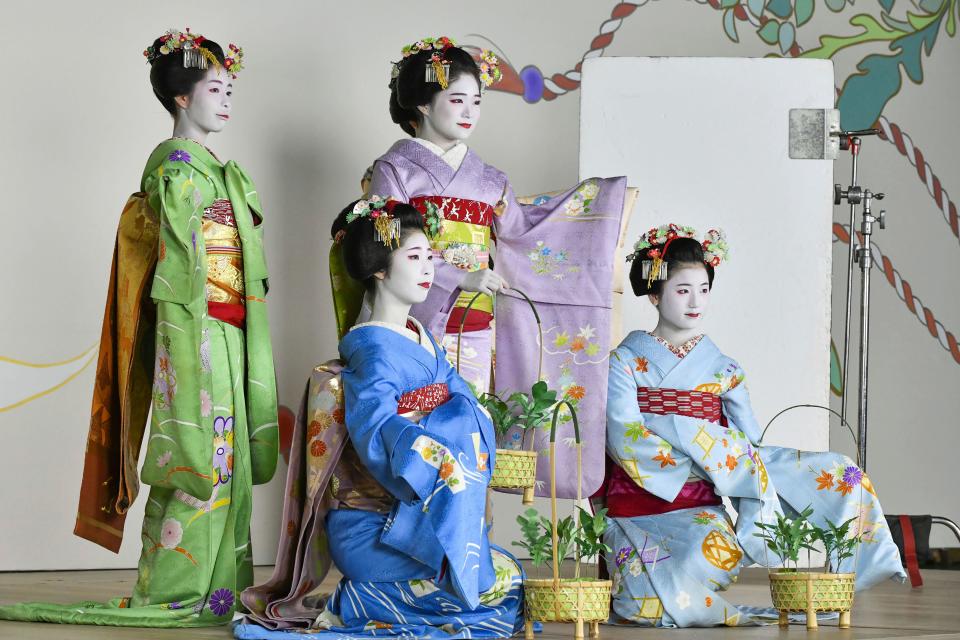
[203,199,245,305]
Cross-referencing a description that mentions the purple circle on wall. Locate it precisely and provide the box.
[520,65,544,104]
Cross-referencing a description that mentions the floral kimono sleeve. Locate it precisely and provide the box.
[718,362,763,445]
[142,151,208,306]
[341,355,457,503]
[606,347,690,500]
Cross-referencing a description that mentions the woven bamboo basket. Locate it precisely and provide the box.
[457,289,542,505]
[760,406,862,630]
[769,572,855,629]
[489,449,538,503]
[523,401,612,640]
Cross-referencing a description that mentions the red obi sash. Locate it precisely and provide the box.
[397,383,450,413]
[409,196,496,333]
[597,386,723,517]
[409,196,494,228]
[636,388,723,422]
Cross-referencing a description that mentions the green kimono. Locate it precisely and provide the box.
[0,139,279,627]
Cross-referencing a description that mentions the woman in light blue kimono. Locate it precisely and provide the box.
[598,225,905,627]
[236,199,524,639]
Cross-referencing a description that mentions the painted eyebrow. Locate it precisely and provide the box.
[674,282,710,287]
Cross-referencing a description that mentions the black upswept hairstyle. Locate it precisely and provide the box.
[389,46,482,137]
[148,39,226,116]
[629,237,715,297]
[332,201,427,291]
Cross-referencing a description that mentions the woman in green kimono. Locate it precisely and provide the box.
[0,29,278,627]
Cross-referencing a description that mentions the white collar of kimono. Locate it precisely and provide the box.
[350,317,435,357]
[411,137,467,171]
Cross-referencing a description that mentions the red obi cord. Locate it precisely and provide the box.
[397,383,450,413]
[596,386,724,517]
[207,301,246,329]
[409,196,494,227]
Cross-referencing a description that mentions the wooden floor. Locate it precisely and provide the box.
[0,567,957,639]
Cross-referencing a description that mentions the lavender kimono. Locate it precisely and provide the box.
[603,331,905,627]
[236,321,524,639]
[369,139,627,497]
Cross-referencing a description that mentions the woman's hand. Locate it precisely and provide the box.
[459,269,508,296]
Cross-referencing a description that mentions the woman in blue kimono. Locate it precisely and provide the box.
[599,224,905,627]
[241,198,523,639]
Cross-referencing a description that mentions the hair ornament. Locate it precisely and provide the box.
[478,49,503,87]
[393,36,457,89]
[701,228,729,267]
[626,223,712,288]
[144,28,244,78]
[346,195,403,247]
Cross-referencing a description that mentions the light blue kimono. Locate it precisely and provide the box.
[235,322,524,639]
[603,331,905,627]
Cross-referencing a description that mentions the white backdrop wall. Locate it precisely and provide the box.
[1,0,958,571]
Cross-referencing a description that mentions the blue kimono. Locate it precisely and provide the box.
[236,320,524,639]
[602,331,905,627]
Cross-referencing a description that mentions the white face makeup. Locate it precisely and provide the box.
[417,73,482,147]
[175,66,233,137]
[375,230,435,309]
[651,264,712,335]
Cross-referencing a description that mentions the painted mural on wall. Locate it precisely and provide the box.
[464,0,960,385]
[2,0,957,415]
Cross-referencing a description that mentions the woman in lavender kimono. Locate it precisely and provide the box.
[236,199,524,639]
[599,225,905,627]
[367,37,627,497]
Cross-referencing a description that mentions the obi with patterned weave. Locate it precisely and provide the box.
[397,383,450,414]
[410,195,494,325]
[636,388,722,422]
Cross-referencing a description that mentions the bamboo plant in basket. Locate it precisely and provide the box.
[514,400,613,640]
[458,289,548,505]
[755,507,862,629]
[477,380,556,504]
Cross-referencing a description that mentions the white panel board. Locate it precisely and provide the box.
[580,57,835,451]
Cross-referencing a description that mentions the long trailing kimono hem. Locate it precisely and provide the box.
[602,331,905,627]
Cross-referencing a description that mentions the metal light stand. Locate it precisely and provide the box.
[833,130,886,470]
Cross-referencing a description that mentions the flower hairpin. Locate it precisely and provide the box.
[346,195,402,247]
[144,28,244,78]
[626,223,726,287]
[478,50,502,87]
[391,36,458,89]
[701,228,729,267]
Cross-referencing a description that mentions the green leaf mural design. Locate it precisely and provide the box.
[800,1,957,130]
